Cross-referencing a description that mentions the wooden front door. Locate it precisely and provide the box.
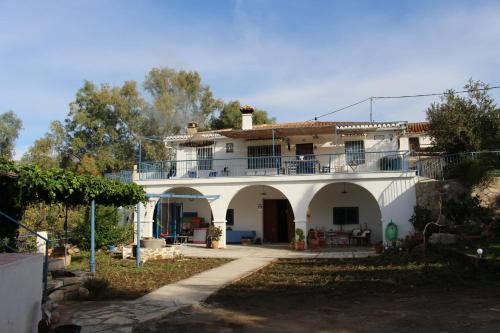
[263,199,295,243]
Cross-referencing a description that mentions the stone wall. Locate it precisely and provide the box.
[472,177,500,218]
[416,177,500,219]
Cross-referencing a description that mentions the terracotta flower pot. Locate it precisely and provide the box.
[374,244,384,254]
[309,239,320,251]
[211,240,220,249]
[295,241,305,251]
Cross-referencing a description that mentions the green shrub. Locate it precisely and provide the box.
[444,154,500,188]
[72,205,134,250]
[443,194,493,229]
[409,206,434,232]
[83,277,110,299]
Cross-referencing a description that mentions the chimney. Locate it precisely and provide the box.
[240,105,254,130]
[187,122,198,135]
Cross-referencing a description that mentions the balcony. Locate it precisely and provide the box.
[133,151,410,181]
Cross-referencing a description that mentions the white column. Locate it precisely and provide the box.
[212,220,227,249]
[134,202,154,243]
[294,220,308,249]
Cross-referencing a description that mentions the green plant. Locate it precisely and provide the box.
[295,228,305,242]
[409,206,434,232]
[444,155,500,189]
[72,205,134,250]
[207,225,223,242]
[83,277,110,299]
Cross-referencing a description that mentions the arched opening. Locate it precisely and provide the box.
[307,182,382,244]
[227,185,295,243]
[153,187,213,243]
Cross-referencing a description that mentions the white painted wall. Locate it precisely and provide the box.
[138,172,418,246]
[0,254,43,333]
[308,183,383,243]
[227,185,288,239]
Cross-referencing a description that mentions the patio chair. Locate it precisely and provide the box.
[187,170,198,178]
[208,171,218,177]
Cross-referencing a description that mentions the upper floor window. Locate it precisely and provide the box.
[197,147,213,170]
[247,145,281,169]
[226,143,234,153]
[409,137,420,153]
[345,140,365,165]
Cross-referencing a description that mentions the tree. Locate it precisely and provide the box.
[143,67,223,135]
[63,80,146,173]
[21,121,65,168]
[210,100,275,129]
[426,79,500,153]
[0,111,22,159]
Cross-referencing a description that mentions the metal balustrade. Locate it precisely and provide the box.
[415,151,500,180]
[136,150,410,180]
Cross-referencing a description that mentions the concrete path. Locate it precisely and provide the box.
[180,243,376,259]
[70,257,273,333]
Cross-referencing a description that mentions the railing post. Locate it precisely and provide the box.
[136,203,141,267]
[90,200,96,274]
[42,239,50,303]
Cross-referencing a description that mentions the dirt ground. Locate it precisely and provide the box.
[135,256,500,333]
[135,288,500,333]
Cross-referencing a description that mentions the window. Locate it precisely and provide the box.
[226,209,234,226]
[345,140,365,165]
[333,207,359,225]
[197,147,213,170]
[247,145,281,169]
[226,143,234,153]
[409,137,420,153]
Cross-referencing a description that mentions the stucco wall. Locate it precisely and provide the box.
[227,185,287,239]
[140,172,418,245]
[0,253,43,333]
[308,183,383,242]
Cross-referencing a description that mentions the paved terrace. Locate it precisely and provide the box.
[179,243,376,259]
[61,245,375,333]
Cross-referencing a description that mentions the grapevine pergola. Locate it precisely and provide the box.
[0,157,146,273]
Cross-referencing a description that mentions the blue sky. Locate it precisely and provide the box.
[1,0,500,158]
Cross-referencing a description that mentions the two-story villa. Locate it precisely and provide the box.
[132,106,431,248]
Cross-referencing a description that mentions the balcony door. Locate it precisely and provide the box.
[296,143,313,157]
[295,143,315,174]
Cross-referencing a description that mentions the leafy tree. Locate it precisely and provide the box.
[21,121,64,168]
[210,100,275,129]
[426,79,500,153]
[143,67,223,135]
[0,111,22,159]
[63,80,146,173]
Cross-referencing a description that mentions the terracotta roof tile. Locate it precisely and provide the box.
[407,122,430,133]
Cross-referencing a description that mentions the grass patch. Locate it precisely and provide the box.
[70,252,231,300]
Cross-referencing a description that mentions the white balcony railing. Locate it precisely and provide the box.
[136,151,410,180]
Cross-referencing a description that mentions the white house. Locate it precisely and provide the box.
[132,106,431,248]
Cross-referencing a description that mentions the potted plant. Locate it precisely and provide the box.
[207,225,223,249]
[307,229,320,251]
[295,228,305,251]
[374,241,384,254]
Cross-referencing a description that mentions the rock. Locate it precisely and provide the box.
[429,233,457,245]
[78,287,90,299]
[61,276,81,286]
[63,289,79,301]
[48,290,65,302]
[51,311,60,324]
[48,280,63,290]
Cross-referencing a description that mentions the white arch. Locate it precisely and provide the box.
[306,182,383,243]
